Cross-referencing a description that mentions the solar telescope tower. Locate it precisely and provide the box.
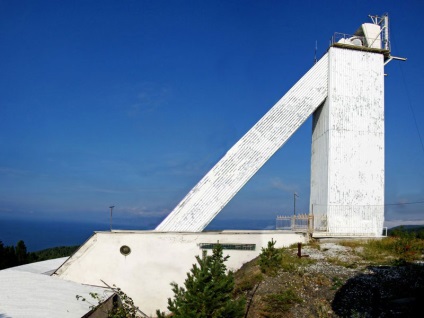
[156,15,391,236]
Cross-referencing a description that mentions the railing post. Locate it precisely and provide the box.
[309,204,314,233]
[308,214,312,234]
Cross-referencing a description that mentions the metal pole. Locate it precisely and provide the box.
[109,205,115,231]
[293,193,298,216]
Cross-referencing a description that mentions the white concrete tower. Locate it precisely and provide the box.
[310,22,387,236]
[157,16,390,236]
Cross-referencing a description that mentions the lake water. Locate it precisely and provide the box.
[0,218,109,251]
[0,217,276,252]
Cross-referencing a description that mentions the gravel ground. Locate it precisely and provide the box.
[235,241,424,318]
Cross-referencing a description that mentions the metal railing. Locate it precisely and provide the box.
[276,204,386,236]
[276,214,314,232]
[332,32,366,46]
[331,32,387,51]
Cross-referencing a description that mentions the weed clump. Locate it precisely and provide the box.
[260,289,303,317]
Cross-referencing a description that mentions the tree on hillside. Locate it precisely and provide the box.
[0,241,18,269]
[259,239,282,275]
[157,244,245,318]
[16,240,28,265]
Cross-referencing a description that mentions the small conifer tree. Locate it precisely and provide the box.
[157,244,245,318]
[16,240,28,265]
[258,239,282,275]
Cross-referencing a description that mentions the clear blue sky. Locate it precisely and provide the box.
[1,0,423,228]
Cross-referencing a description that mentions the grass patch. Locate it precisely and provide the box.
[314,299,333,318]
[280,248,316,273]
[338,240,363,249]
[261,288,302,317]
[234,270,263,295]
[358,237,424,264]
[310,273,332,287]
[331,276,345,290]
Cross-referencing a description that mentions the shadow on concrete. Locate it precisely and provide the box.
[332,263,424,317]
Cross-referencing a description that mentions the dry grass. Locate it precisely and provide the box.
[333,237,424,265]
[307,239,321,250]
[338,240,363,249]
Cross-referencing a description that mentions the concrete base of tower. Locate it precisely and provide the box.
[54,230,307,315]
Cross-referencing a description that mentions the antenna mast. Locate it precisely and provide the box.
[369,13,406,65]
[369,13,390,51]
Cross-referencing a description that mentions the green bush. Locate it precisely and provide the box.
[259,239,282,275]
[77,285,142,318]
[157,244,245,318]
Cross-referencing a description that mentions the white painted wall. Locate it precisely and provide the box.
[310,47,385,236]
[55,231,305,316]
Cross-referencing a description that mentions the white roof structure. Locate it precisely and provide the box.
[0,258,111,318]
[5,257,69,275]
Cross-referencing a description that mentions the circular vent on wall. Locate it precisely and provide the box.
[120,245,131,256]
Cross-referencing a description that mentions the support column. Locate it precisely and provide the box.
[310,47,385,236]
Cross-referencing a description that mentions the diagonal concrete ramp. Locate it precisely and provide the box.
[156,53,329,232]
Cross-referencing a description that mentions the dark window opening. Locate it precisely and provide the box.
[198,243,256,251]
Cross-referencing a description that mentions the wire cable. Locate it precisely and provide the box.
[385,200,424,206]
[391,27,424,156]
[398,62,424,156]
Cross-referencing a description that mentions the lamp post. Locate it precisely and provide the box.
[109,205,115,231]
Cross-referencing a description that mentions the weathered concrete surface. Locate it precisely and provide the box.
[55,230,306,315]
[310,47,384,236]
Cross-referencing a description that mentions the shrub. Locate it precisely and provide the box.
[77,285,142,318]
[259,239,282,275]
[157,244,245,318]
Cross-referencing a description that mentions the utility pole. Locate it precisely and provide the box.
[293,193,299,216]
[109,205,115,231]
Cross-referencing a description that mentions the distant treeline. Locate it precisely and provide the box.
[0,240,79,270]
[388,225,424,239]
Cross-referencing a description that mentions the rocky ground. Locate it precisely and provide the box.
[234,240,424,318]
